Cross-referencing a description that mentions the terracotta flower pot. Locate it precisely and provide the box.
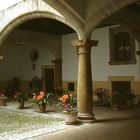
[38,104,46,113]
[0,98,7,106]
[18,101,25,109]
[64,112,77,125]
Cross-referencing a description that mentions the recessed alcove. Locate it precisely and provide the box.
[112,81,131,93]
[108,76,134,92]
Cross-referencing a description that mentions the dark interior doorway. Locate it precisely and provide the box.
[45,68,54,92]
[112,81,131,94]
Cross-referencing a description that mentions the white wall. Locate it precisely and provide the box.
[0,45,54,81]
[91,27,140,81]
[62,33,78,81]
[62,26,140,81]
[0,46,21,80]
[0,26,139,82]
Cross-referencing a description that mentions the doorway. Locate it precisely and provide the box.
[45,67,54,92]
[41,65,55,92]
[112,81,131,94]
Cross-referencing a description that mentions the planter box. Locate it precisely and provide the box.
[64,112,77,125]
[0,97,7,106]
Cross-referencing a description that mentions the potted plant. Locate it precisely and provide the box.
[14,90,28,109]
[127,89,136,106]
[0,89,8,106]
[93,87,110,106]
[57,92,77,124]
[30,90,52,113]
[110,91,121,110]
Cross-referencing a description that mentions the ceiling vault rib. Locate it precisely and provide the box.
[44,0,84,32]
[58,0,85,24]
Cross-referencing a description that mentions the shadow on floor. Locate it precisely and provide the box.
[96,116,140,123]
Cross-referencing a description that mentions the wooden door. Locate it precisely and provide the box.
[45,68,54,92]
[112,81,130,94]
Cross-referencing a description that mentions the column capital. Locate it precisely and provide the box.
[71,39,98,48]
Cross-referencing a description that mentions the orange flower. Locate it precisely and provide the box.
[39,91,45,97]
[32,95,37,100]
[37,95,44,100]
[60,94,69,103]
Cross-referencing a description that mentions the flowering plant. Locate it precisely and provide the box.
[30,90,51,105]
[0,89,7,99]
[110,91,121,105]
[127,89,135,103]
[14,91,28,103]
[111,89,136,106]
[57,93,77,112]
[54,86,66,96]
[93,88,109,98]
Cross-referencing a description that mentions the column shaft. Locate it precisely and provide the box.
[72,39,98,123]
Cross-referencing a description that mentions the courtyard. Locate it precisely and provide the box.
[0,0,140,140]
[0,102,140,140]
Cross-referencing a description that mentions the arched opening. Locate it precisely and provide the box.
[0,15,75,99]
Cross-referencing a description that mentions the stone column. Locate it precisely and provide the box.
[52,59,62,88]
[72,39,98,123]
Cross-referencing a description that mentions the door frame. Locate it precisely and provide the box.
[108,76,134,91]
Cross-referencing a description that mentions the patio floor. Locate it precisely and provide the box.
[27,104,140,140]
[1,102,140,140]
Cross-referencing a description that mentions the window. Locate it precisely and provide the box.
[109,26,136,65]
[68,83,75,92]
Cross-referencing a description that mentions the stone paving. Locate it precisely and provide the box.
[0,102,70,140]
[26,104,140,140]
[1,102,140,140]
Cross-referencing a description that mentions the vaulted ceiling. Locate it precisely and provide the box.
[19,18,75,35]
[99,2,140,27]
[18,0,140,36]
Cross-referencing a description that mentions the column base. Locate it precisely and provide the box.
[77,113,96,123]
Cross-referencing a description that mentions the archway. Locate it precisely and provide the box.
[0,10,76,100]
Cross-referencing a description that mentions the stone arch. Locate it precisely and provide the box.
[43,0,84,39]
[85,0,138,35]
[0,11,77,46]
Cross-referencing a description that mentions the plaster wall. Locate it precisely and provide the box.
[0,45,54,81]
[0,26,139,85]
[62,33,78,81]
[62,26,140,81]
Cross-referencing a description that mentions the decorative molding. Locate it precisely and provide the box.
[71,39,98,47]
